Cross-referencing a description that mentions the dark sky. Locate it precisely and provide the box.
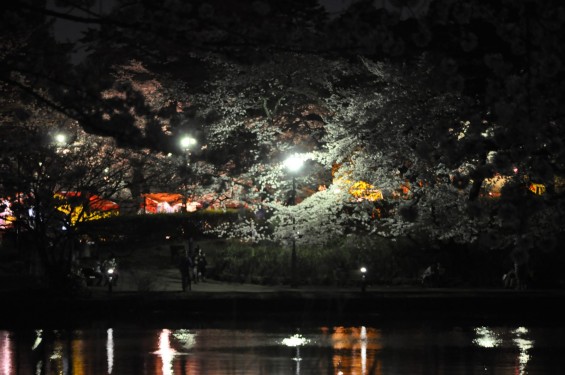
[51,0,432,63]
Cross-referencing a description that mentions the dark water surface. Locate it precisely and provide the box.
[1,318,563,374]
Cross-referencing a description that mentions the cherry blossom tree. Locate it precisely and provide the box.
[2,0,564,285]
[0,94,133,287]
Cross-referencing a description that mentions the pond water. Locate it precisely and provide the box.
[1,319,563,374]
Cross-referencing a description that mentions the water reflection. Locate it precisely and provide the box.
[107,328,113,374]
[282,333,310,374]
[512,327,533,375]
[327,326,382,375]
[154,329,176,375]
[0,323,561,374]
[472,326,534,375]
[2,331,12,375]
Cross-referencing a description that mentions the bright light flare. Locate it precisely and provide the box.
[107,328,114,374]
[283,154,305,173]
[180,136,197,150]
[153,329,176,375]
[282,334,309,347]
[473,327,501,348]
[55,133,67,144]
[2,331,13,375]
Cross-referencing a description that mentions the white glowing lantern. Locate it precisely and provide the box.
[55,133,67,144]
[180,136,197,150]
[284,154,304,173]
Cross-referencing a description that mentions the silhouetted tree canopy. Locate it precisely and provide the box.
[2,0,565,287]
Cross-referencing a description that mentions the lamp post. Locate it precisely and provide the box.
[360,267,367,293]
[179,136,197,213]
[284,154,304,288]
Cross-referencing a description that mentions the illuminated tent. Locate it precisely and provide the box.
[332,163,384,202]
[0,197,16,229]
[141,193,202,213]
[55,192,119,225]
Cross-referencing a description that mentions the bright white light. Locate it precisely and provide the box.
[284,154,304,173]
[172,329,197,349]
[360,267,367,274]
[180,136,197,150]
[282,334,310,347]
[107,328,114,374]
[2,331,13,375]
[153,329,176,375]
[513,327,533,375]
[32,329,42,350]
[473,327,501,348]
[55,133,67,144]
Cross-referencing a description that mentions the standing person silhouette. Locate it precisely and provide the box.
[195,246,207,282]
[178,252,193,292]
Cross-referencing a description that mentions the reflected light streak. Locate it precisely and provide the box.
[295,347,301,374]
[172,329,197,349]
[50,343,62,360]
[513,327,533,375]
[107,328,114,374]
[473,327,501,348]
[72,333,86,375]
[282,334,310,374]
[1,331,12,375]
[282,334,309,347]
[328,326,382,375]
[32,330,42,350]
[153,329,176,375]
[49,341,64,375]
[360,326,367,375]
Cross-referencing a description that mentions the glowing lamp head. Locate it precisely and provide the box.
[180,136,197,150]
[283,154,304,173]
[360,267,367,274]
[55,133,67,145]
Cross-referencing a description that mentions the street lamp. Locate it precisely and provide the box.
[180,135,197,150]
[360,267,367,292]
[54,133,67,145]
[179,136,197,212]
[284,154,304,288]
[53,132,69,154]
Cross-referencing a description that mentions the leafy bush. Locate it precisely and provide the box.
[203,235,429,286]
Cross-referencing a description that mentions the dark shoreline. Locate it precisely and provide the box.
[3,287,565,328]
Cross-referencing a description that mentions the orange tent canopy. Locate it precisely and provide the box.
[143,193,184,203]
[56,191,119,211]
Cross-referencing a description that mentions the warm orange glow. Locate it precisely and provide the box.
[0,197,16,229]
[72,337,85,375]
[142,193,184,213]
[400,181,410,195]
[326,326,383,375]
[529,183,546,195]
[349,181,384,201]
[483,175,548,198]
[332,163,384,202]
[482,174,510,198]
[55,192,119,225]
